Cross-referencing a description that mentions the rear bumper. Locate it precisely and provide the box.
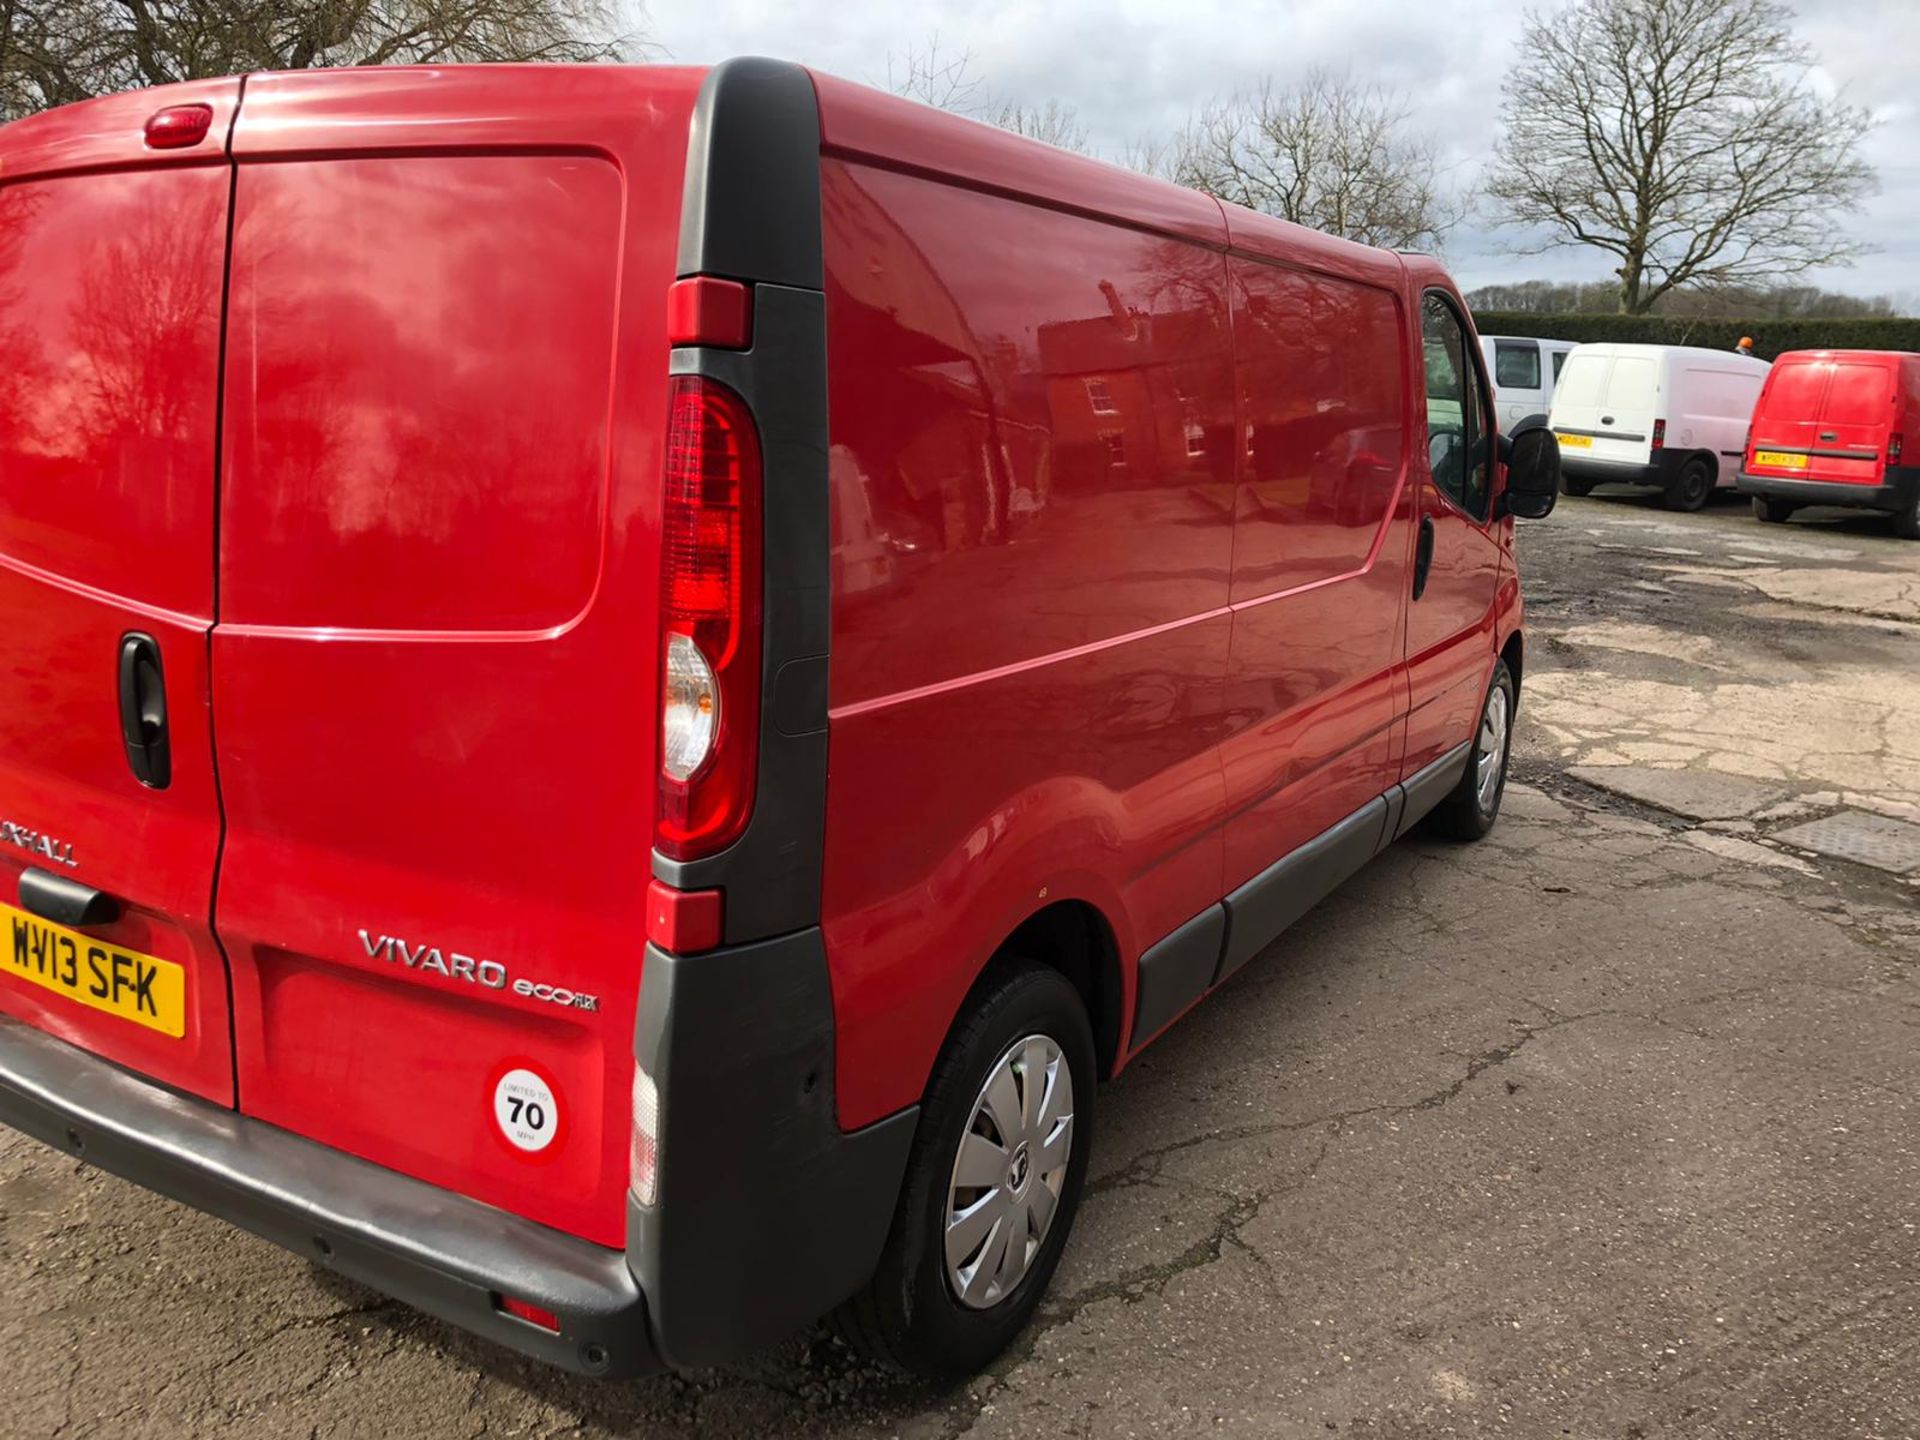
[1561,451,1686,489]
[1735,466,1920,514]
[0,1010,653,1375]
[0,926,917,1377]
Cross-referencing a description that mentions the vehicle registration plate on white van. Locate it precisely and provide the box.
[1556,432,1592,449]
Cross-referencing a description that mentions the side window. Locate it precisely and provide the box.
[1420,294,1490,519]
[1494,341,1541,391]
[1551,349,1569,383]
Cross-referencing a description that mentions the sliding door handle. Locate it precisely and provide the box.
[1412,516,1436,600]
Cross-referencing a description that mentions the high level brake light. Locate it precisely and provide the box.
[656,375,761,861]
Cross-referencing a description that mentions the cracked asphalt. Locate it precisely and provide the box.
[5,491,1918,1439]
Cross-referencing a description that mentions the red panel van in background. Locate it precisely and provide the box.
[1737,349,1920,538]
[0,59,1561,1379]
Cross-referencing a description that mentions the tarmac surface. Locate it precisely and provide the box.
[4,490,1918,1439]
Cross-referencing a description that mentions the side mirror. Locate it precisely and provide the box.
[1500,417,1560,520]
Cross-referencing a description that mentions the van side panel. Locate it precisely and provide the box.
[212,68,703,1246]
[0,82,241,1104]
[1217,249,1412,897]
[816,154,1236,1129]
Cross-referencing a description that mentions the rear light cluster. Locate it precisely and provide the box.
[629,1066,661,1207]
[1890,433,1904,465]
[1650,418,1666,452]
[655,375,762,861]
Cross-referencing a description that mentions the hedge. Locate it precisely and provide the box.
[1469,312,1920,362]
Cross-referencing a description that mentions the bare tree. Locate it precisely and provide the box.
[989,98,1090,154]
[884,36,1090,155]
[885,34,985,115]
[2,0,644,120]
[1489,0,1875,314]
[1155,70,1457,251]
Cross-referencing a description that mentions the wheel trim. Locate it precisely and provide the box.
[1475,683,1510,811]
[944,1033,1073,1310]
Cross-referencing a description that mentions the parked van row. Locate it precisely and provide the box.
[0,60,1561,1379]
[1523,339,1920,539]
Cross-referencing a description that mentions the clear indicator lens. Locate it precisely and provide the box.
[662,631,718,782]
[630,1066,661,1207]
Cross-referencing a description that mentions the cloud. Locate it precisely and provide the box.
[649,0,1918,302]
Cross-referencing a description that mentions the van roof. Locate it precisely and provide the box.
[1567,342,1771,368]
[1770,349,1920,366]
[1480,334,1575,345]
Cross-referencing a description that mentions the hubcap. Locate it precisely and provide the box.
[1476,684,1510,811]
[945,1034,1074,1310]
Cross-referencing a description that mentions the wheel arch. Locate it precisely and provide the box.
[978,900,1126,1082]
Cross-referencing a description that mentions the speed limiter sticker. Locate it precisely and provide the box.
[492,1065,563,1156]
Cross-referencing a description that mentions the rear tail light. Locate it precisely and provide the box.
[1651,418,1666,452]
[1890,433,1904,465]
[656,375,762,861]
[629,1066,661,1206]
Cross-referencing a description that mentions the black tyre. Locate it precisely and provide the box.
[1752,496,1796,524]
[1563,476,1595,498]
[835,962,1095,1376]
[1662,456,1715,512]
[1895,487,1920,541]
[1423,658,1516,842]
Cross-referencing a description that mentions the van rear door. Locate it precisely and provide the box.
[1810,361,1894,485]
[211,67,702,1246]
[1552,350,1656,467]
[0,82,241,1104]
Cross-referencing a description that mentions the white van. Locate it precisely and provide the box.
[1481,335,1576,429]
[1549,343,1770,511]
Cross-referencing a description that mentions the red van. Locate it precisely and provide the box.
[0,61,1558,1377]
[1737,349,1920,539]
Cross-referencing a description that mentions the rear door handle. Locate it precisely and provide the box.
[117,632,171,790]
[19,867,118,927]
[1412,516,1435,601]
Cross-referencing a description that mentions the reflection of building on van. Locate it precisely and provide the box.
[1479,335,1574,429]
[1550,343,1771,511]
[1736,350,1920,540]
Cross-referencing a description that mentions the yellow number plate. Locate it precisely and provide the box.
[1753,450,1808,469]
[3,902,185,1037]
[1556,432,1593,449]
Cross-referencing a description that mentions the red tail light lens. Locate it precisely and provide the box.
[656,376,761,861]
[1890,433,1904,465]
[494,1294,561,1333]
[1651,418,1666,452]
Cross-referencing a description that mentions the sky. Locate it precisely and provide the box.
[643,0,1920,306]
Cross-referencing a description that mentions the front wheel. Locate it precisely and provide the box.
[1662,457,1715,512]
[835,963,1095,1376]
[1424,658,1516,842]
[1753,496,1796,524]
